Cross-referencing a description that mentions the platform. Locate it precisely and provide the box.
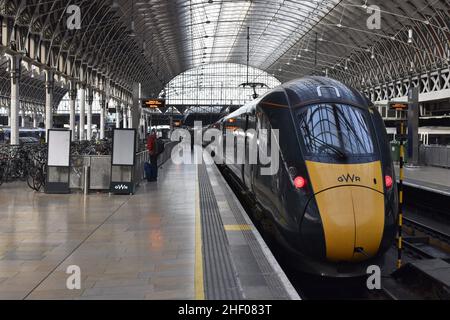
[0,153,298,300]
[395,165,450,196]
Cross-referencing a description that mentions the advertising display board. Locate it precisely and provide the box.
[45,129,72,194]
[112,129,136,166]
[48,130,71,167]
[110,129,137,195]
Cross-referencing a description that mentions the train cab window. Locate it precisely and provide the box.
[297,104,375,160]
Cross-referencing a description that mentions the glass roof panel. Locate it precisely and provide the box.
[179,0,339,70]
[161,63,281,108]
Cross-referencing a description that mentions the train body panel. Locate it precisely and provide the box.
[306,160,385,262]
[215,76,398,277]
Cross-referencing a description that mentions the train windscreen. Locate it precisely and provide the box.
[297,104,376,160]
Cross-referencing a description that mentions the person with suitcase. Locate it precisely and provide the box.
[146,130,159,181]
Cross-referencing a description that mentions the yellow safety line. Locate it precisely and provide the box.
[194,165,205,300]
[224,224,253,231]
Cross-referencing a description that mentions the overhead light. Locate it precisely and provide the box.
[129,21,136,37]
[408,29,413,44]
[110,0,120,11]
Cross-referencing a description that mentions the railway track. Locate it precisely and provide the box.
[402,216,450,260]
[403,217,450,244]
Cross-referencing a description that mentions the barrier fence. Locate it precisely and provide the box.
[70,141,177,192]
[419,145,450,168]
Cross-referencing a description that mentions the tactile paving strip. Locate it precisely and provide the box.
[198,164,243,300]
[216,170,292,300]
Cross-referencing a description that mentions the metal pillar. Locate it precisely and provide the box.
[127,105,132,128]
[9,54,21,145]
[20,109,25,127]
[33,111,37,128]
[69,81,77,141]
[115,101,120,128]
[45,70,54,142]
[407,87,420,166]
[122,105,127,129]
[100,97,106,140]
[87,89,93,140]
[79,85,86,140]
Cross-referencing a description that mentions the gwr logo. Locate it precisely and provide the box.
[338,174,361,183]
[115,184,129,190]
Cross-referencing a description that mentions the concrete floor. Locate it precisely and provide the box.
[0,162,197,300]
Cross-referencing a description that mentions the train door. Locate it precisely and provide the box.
[253,109,273,208]
[243,112,255,191]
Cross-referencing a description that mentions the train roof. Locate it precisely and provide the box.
[277,76,370,108]
[221,76,370,124]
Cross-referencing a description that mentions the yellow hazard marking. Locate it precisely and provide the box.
[224,224,253,231]
[195,165,205,300]
[399,191,403,203]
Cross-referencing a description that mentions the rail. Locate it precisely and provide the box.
[403,217,450,244]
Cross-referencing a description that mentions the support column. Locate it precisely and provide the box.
[122,104,127,129]
[69,81,77,141]
[20,108,25,127]
[9,54,21,145]
[99,97,106,140]
[79,84,86,140]
[115,101,120,128]
[33,111,37,128]
[45,70,54,142]
[7,108,11,127]
[408,87,420,166]
[86,89,93,140]
[127,105,132,128]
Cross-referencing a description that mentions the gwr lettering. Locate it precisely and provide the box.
[338,174,361,183]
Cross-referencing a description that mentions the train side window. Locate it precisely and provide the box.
[258,112,271,157]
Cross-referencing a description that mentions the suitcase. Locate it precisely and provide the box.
[144,162,153,181]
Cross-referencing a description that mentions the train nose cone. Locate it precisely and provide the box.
[314,186,385,262]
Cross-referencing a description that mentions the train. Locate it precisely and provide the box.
[212,76,399,277]
[0,127,45,144]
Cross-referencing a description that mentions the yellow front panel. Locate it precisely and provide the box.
[305,161,385,262]
[314,189,355,261]
[351,187,385,261]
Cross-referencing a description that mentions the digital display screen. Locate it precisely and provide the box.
[142,99,166,109]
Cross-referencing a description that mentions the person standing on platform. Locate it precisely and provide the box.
[146,129,158,181]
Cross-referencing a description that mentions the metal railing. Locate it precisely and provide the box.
[70,141,178,191]
[419,145,450,168]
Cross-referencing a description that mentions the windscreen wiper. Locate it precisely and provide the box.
[301,125,347,159]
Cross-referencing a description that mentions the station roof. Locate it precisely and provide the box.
[0,0,449,107]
